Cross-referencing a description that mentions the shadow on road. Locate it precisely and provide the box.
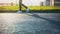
[27,13,60,29]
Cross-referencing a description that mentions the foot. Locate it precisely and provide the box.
[26,8,29,12]
[17,10,22,13]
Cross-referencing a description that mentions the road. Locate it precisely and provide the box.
[0,13,60,34]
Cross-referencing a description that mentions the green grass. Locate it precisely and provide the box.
[0,6,60,10]
[0,6,19,10]
[28,6,60,10]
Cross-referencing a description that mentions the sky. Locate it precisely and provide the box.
[0,0,45,6]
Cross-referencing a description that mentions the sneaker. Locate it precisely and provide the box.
[26,8,29,12]
[17,10,22,13]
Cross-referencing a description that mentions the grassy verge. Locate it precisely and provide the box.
[0,6,60,10]
[0,6,19,10]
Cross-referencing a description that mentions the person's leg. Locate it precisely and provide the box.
[18,0,29,13]
[19,0,22,11]
[22,3,29,12]
[17,0,22,13]
[22,4,27,9]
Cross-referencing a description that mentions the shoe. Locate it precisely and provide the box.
[17,10,22,13]
[26,8,29,12]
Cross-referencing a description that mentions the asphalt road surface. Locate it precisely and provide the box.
[0,13,60,34]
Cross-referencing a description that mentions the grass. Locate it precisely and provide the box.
[0,5,60,10]
[0,6,19,10]
[28,6,60,10]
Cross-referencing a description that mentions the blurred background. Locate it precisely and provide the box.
[0,0,60,12]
